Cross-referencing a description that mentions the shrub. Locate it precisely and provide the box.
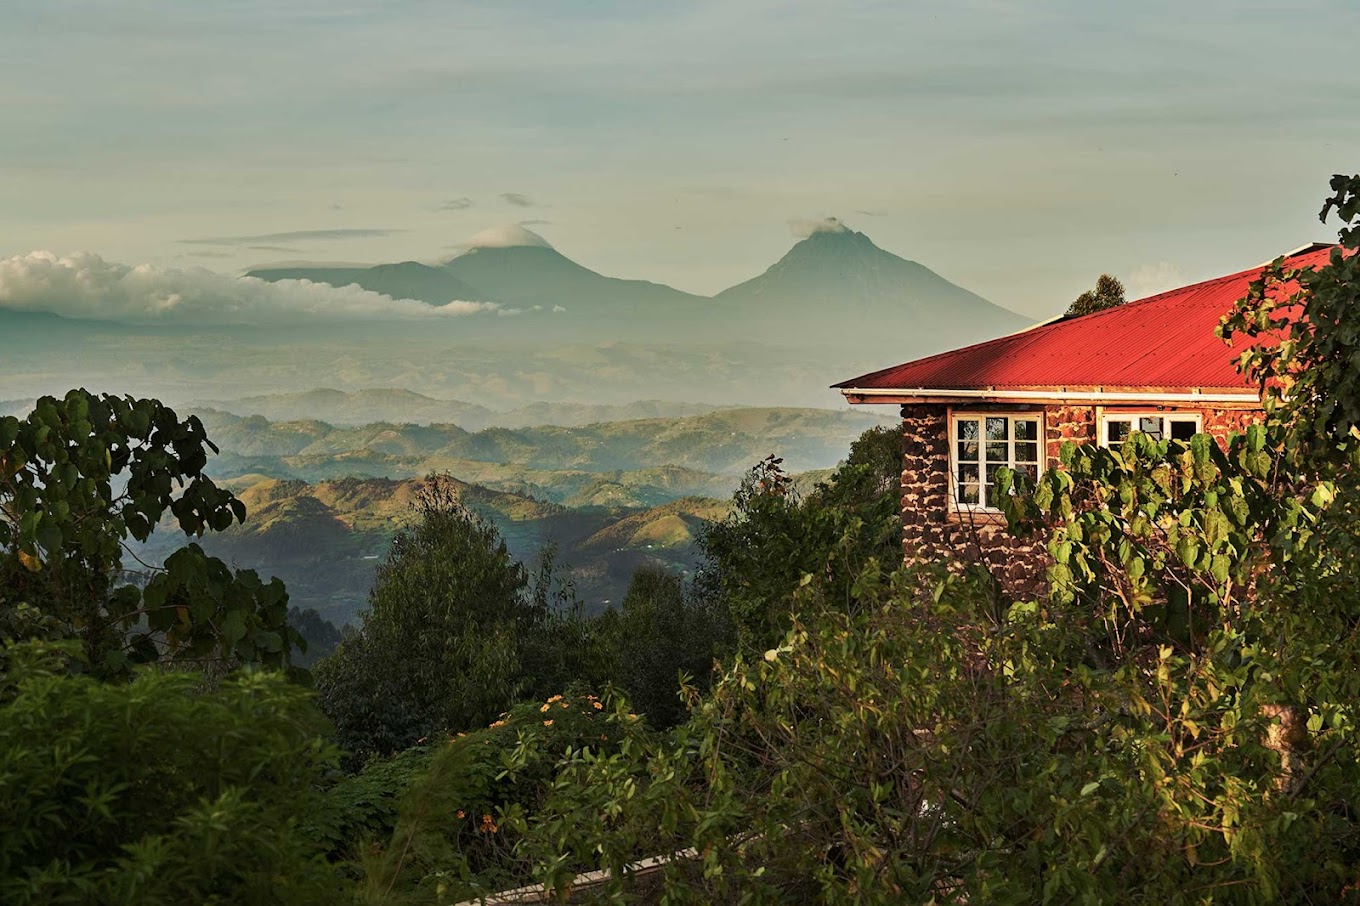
[315,478,612,762]
[359,690,645,903]
[0,642,344,905]
[598,567,733,730]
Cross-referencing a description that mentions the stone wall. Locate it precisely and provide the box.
[1203,407,1265,441]
[898,402,1262,601]
[899,403,1054,600]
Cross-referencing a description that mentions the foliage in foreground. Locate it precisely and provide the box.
[355,691,643,904]
[0,642,343,905]
[592,567,734,730]
[0,390,300,677]
[314,476,612,761]
[699,424,901,648]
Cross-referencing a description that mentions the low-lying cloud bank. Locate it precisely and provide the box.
[0,251,499,325]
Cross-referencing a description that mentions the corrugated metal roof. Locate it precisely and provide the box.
[834,244,1340,394]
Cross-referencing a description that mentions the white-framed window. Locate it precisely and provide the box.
[1099,412,1201,446]
[950,413,1042,510]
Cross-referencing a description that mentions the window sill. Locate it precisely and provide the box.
[946,508,1009,526]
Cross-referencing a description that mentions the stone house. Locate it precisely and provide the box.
[833,244,1336,598]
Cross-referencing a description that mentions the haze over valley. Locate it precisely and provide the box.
[3,214,1004,620]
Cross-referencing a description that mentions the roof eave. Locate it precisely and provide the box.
[839,387,1263,406]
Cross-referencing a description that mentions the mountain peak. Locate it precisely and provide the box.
[789,216,854,238]
[458,224,555,253]
[712,219,1030,347]
[786,217,882,254]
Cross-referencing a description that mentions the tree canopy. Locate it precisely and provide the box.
[1066,272,1127,317]
[0,390,299,677]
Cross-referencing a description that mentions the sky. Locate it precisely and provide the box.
[1,0,1356,319]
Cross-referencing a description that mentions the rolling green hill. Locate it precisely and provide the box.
[133,474,729,625]
[193,406,894,481]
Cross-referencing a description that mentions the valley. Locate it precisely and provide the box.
[127,405,892,627]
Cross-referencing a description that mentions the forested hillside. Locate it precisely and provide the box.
[131,475,727,624]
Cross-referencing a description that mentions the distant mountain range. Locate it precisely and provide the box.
[247,222,1029,351]
[190,388,729,430]
[190,405,894,485]
[244,261,491,306]
[1,220,1032,411]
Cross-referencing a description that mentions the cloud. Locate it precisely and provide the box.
[1125,261,1190,300]
[246,245,303,253]
[854,209,887,217]
[517,218,553,226]
[499,192,534,207]
[178,228,402,246]
[788,216,851,238]
[0,251,499,325]
[440,197,474,211]
[454,224,555,252]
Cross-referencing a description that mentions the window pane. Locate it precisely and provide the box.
[957,419,979,441]
[1170,419,1197,441]
[986,417,1008,441]
[1015,463,1038,482]
[985,442,1008,463]
[1139,416,1164,439]
[985,463,1004,485]
[957,463,979,485]
[1014,419,1039,441]
[1015,441,1038,463]
[958,482,980,505]
[957,440,979,462]
[1107,420,1131,443]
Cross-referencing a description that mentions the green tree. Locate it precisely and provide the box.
[1065,272,1127,316]
[0,641,343,905]
[0,390,299,677]
[599,567,733,729]
[699,425,901,647]
[288,607,343,668]
[314,476,607,760]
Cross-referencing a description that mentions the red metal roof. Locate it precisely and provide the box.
[834,244,1340,395]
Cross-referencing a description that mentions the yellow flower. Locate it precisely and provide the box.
[543,719,554,726]
[457,809,465,819]
[489,720,505,728]
[480,814,498,834]
[558,701,569,708]
[547,694,563,703]
[592,701,603,710]
[540,703,551,712]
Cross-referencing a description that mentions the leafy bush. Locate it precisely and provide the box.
[305,745,438,868]
[0,642,344,905]
[0,390,300,676]
[595,566,733,730]
[359,690,645,903]
[699,425,901,648]
[315,477,609,760]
